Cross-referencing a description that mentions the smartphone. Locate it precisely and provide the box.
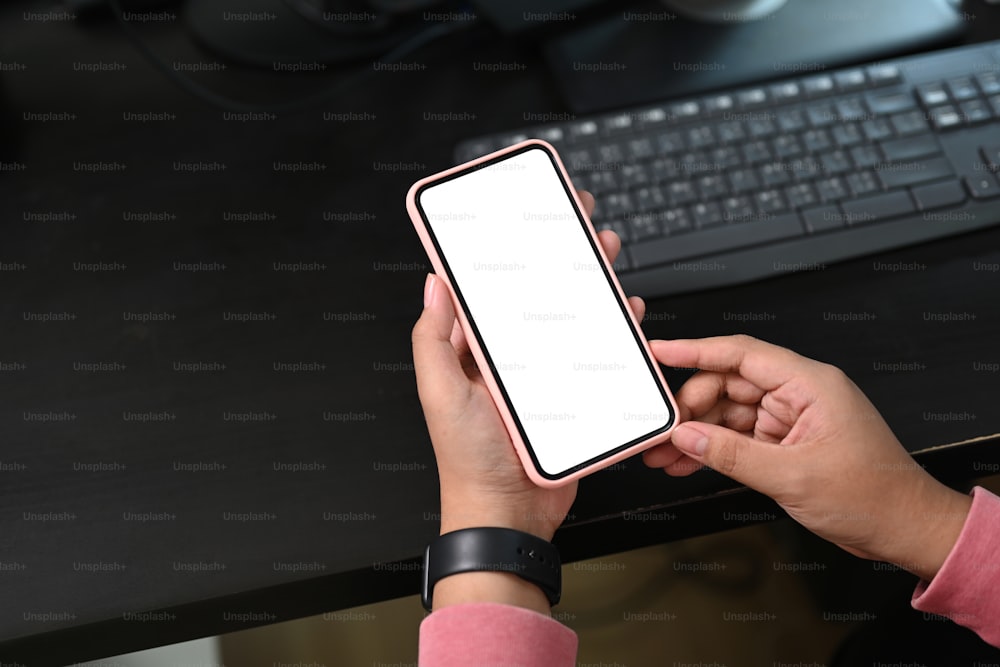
[406,140,677,487]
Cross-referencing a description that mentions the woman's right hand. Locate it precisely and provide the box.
[643,334,971,581]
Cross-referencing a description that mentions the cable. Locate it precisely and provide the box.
[107,0,478,113]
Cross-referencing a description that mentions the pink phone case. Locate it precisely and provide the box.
[405,139,679,488]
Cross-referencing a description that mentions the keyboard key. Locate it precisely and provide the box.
[802,74,836,97]
[603,113,634,135]
[773,135,804,158]
[947,77,979,101]
[667,181,698,206]
[742,140,772,164]
[991,95,1000,117]
[636,107,670,128]
[834,69,867,91]
[877,156,953,189]
[564,147,595,171]
[880,135,941,161]
[965,175,1000,200]
[620,163,651,188]
[861,118,893,142]
[747,117,777,138]
[866,90,916,115]
[776,109,807,132]
[599,192,634,218]
[754,189,787,214]
[580,170,618,194]
[982,145,1000,171]
[661,208,693,234]
[807,103,838,127]
[890,111,930,136]
[847,170,881,197]
[850,145,881,168]
[802,129,832,153]
[628,211,664,240]
[656,131,686,154]
[629,213,803,267]
[686,125,717,149]
[960,99,992,124]
[789,157,822,180]
[598,143,625,163]
[916,83,950,107]
[710,146,742,169]
[568,120,599,140]
[771,81,802,103]
[785,183,818,208]
[832,123,864,147]
[670,100,701,119]
[649,157,679,181]
[738,88,768,108]
[760,162,791,186]
[536,127,564,145]
[911,180,966,211]
[835,97,868,121]
[928,105,962,130]
[678,151,712,174]
[716,121,747,144]
[721,196,755,222]
[820,150,853,174]
[867,64,902,86]
[728,168,760,194]
[696,174,729,199]
[815,177,849,203]
[626,137,656,160]
[977,72,1000,95]
[691,201,724,228]
[841,190,915,224]
[634,186,668,212]
[801,205,845,233]
[704,94,735,114]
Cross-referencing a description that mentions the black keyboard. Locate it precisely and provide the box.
[455,40,1000,297]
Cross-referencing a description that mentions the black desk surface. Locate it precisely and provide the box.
[2,1,1000,664]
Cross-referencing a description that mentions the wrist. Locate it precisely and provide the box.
[440,497,559,541]
[881,479,972,581]
[431,571,552,615]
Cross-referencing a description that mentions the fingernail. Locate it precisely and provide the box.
[423,273,437,308]
[671,424,708,456]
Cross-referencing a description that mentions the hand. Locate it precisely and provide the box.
[643,335,971,581]
[411,193,649,610]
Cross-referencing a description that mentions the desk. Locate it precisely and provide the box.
[1,2,1000,664]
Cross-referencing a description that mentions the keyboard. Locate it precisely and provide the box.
[455,40,1000,297]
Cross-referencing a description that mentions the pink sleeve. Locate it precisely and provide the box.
[911,486,1000,647]
[418,602,578,666]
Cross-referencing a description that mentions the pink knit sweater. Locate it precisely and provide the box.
[419,486,1000,665]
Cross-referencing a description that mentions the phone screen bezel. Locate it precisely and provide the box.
[413,142,675,480]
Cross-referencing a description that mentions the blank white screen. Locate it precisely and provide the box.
[418,147,672,477]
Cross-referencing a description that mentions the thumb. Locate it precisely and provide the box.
[411,274,469,407]
[670,421,783,493]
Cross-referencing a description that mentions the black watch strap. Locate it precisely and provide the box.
[421,527,561,611]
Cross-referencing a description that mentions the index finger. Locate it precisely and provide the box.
[650,335,813,392]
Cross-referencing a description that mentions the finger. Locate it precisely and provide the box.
[669,421,786,493]
[697,400,758,432]
[663,455,703,476]
[597,229,621,265]
[412,274,471,409]
[642,443,685,469]
[650,335,813,392]
[674,370,766,420]
[628,295,646,323]
[754,405,792,443]
[578,189,595,217]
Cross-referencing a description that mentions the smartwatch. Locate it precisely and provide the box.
[421,527,562,611]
